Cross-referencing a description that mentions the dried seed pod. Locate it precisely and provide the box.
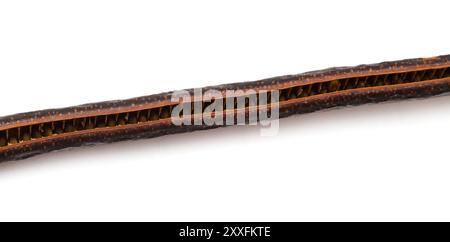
[1,55,450,162]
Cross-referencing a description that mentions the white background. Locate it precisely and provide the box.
[0,0,449,221]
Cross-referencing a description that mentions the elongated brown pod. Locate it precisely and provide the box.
[1,55,450,162]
